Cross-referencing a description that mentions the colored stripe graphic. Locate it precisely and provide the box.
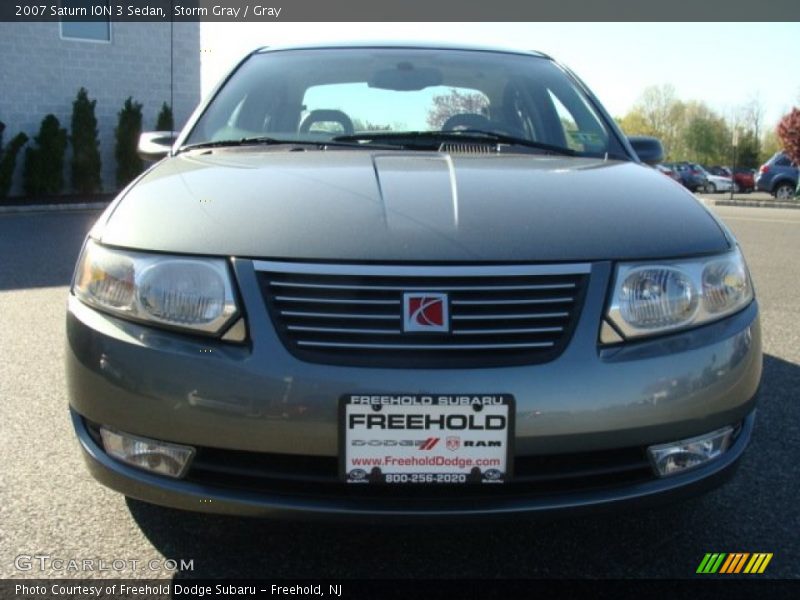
[719,554,736,573]
[744,553,773,574]
[698,553,773,574]
[420,437,440,450]
[720,553,749,573]
[697,553,726,573]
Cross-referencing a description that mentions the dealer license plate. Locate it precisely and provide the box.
[341,394,513,484]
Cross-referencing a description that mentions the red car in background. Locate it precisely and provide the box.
[655,163,681,182]
[708,166,755,193]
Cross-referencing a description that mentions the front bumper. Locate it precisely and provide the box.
[72,407,755,519]
[66,259,762,517]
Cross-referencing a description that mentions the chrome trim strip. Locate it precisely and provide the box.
[452,327,564,335]
[288,325,400,335]
[275,296,401,305]
[254,261,591,277]
[452,312,570,321]
[270,281,576,292]
[280,311,399,320]
[452,297,574,306]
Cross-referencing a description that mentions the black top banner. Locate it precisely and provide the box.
[2,0,798,22]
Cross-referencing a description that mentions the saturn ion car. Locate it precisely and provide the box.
[67,43,761,517]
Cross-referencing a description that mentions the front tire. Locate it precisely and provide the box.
[774,182,795,200]
[705,182,716,193]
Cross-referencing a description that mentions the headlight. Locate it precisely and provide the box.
[72,239,239,335]
[606,247,753,340]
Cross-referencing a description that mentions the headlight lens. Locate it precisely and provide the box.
[607,248,753,339]
[619,268,699,329]
[73,239,239,335]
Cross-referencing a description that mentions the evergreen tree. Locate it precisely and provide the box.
[155,102,174,131]
[70,87,102,193]
[115,97,144,188]
[23,114,67,196]
[0,122,29,199]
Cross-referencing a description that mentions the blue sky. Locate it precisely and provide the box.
[201,22,799,128]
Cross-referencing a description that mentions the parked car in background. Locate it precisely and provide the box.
[734,169,756,193]
[756,152,798,199]
[708,166,754,193]
[665,162,708,192]
[697,166,735,193]
[655,163,681,182]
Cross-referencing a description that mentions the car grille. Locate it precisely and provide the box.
[253,262,590,368]
[186,446,654,502]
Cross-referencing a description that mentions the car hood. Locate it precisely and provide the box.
[98,149,729,262]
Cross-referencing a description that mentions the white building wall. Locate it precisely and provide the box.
[0,21,200,196]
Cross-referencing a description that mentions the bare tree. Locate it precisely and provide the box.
[738,95,765,153]
[628,84,685,158]
[426,89,489,130]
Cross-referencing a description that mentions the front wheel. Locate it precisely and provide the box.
[774,182,795,200]
[705,182,716,193]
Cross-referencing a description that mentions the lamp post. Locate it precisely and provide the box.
[731,129,738,201]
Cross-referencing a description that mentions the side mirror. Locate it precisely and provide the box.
[137,131,178,161]
[627,136,664,165]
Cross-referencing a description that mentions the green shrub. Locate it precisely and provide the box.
[70,87,102,193]
[115,97,144,188]
[0,122,29,199]
[23,114,67,196]
[155,102,174,131]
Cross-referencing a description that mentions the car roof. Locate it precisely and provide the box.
[255,41,550,59]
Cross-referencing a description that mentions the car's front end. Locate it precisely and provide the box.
[66,44,762,518]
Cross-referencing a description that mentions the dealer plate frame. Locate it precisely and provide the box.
[338,394,515,485]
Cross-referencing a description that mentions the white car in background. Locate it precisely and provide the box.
[698,166,736,193]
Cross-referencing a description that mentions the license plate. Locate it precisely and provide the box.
[340,394,514,484]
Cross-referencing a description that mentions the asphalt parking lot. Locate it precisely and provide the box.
[0,203,798,580]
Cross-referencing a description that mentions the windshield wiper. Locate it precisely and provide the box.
[178,136,320,152]
[333,130,578,156]
[178,136,398,154]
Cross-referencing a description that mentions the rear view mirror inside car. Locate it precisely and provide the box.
[368,63,443,91]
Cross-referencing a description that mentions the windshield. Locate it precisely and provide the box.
[184,48,625,158]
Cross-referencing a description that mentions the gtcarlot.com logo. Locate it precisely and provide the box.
[696,552,773,574]
[14,554,194,573]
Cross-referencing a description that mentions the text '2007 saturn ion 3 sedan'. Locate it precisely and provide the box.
[66,43,761,518]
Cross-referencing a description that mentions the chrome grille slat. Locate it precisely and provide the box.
[256,262,589,368]
[452,312,570,321]
[288,325,401,335]
[270,281,575,292]
[275,296,400,305]
[452,298,573,306]
[452,327,564,335]
[280,311,399,320]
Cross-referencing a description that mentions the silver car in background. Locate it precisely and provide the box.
[67,43,761,518]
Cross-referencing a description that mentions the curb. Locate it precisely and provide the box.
[0,201,110,214]
[713,200,800,210]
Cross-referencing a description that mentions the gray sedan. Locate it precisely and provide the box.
[66,43,761,517]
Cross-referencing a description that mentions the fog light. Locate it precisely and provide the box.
[99,428,194,478]
[647,426,734,477]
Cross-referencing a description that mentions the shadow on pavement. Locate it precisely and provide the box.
[0,211,99,291]
[124,354,799,579]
